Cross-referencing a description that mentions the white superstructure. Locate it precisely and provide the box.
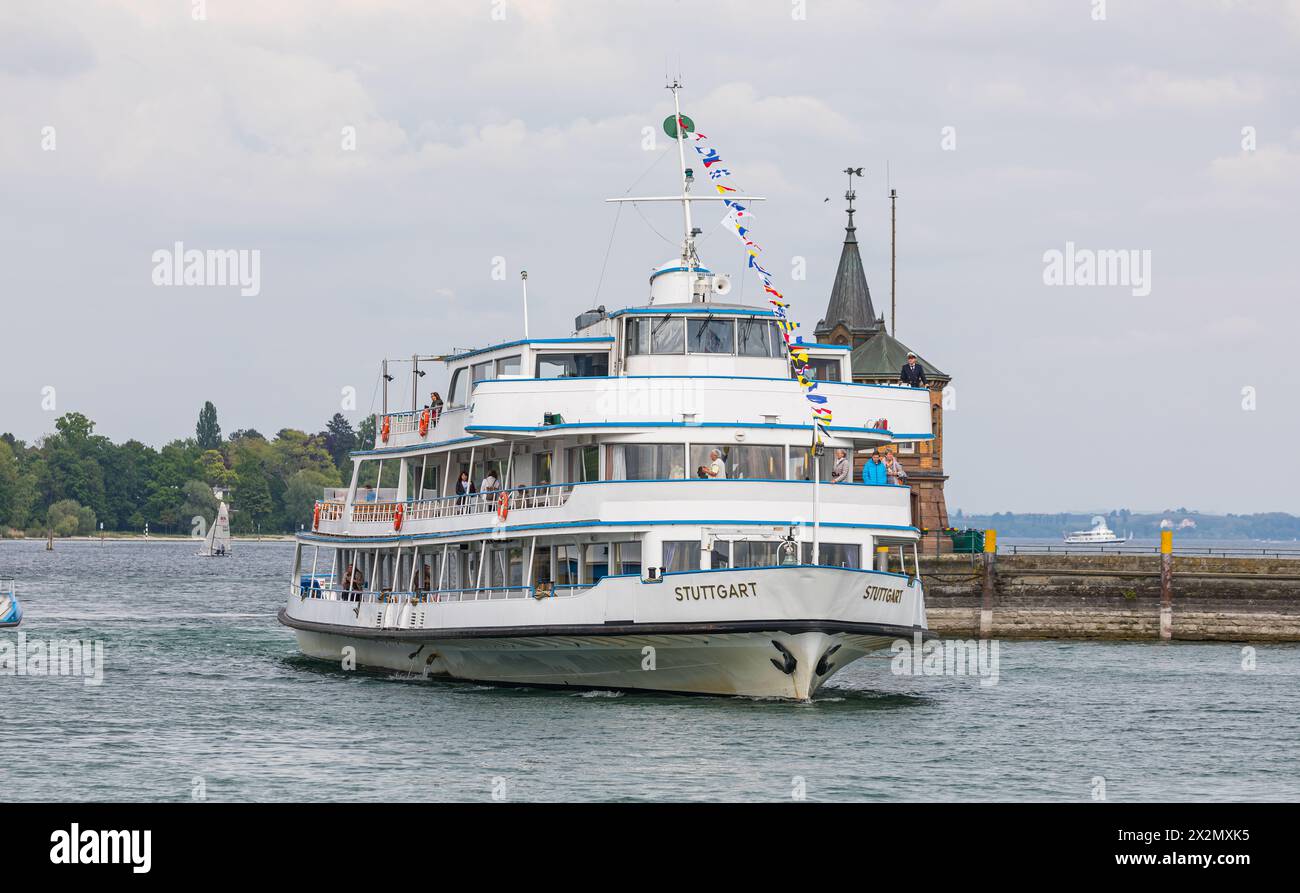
[279,84,934,699]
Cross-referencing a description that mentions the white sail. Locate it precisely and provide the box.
[198,501,232,556]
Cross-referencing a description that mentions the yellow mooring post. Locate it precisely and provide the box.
[1160,530,1174,640]
[980,529,997,638]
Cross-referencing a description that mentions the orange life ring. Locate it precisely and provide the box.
[496,491,509,521]
[418,408,431,437]
[380,414,391,444]
[393,502,405,531]
[312,501,321,531]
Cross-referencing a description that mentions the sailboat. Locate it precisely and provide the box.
[0,581,21,629]
[197,501,233,557]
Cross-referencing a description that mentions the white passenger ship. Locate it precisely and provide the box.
[279,86,934,699]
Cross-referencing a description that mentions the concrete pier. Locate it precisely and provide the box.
[921,532,1300,641]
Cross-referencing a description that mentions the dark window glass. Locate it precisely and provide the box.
[536,353,610,378]
[687,318,735,354]
[800,542,861,568]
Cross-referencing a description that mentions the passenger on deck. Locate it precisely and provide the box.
[696,465,710,479]
[428,392,444,424]
[342,563,364,595]
[884,450,908,486]
[830,449,851,484]
[480,469,499,493]
[706,449,727,479]
[899,352,927,388]
[455,471,476,507]
[862,451,888,486]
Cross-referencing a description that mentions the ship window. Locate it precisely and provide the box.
[788,446,835,482]
[534,451,553,485]
[610,444,685,480]
[471,360,493,383]
[690,444,782,480]
[896,441,916,455]
[449,368,469,406]
[555,544,581,586]
[732,540,781,569]
[800,542,861,568]
[536,352,609,378]
[738,319,782,358]
[662,541,699,572]
[651,317,685,354]
[807,357,842,382]
[709,542,730,570]
[567,445,599,482]
[615,542,641,577]
[687,318,735,354]
[495,354,521,376]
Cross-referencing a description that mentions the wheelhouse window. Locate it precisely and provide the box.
[471,361,493,384]
[690,444,783,480]
[495,354,521,376]
[738,320,783,358]
[536,352,609,378]
[610,444,685,480]
[628,317,686,355]
[687,318,735,354]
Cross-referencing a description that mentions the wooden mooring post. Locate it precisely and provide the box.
[980,529,997,638]
[1160,530,1174,640]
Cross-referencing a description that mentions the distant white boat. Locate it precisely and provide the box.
[197,501,232,557]
[1064,516,1128,544]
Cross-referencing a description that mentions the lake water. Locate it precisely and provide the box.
[3,539,1298,802]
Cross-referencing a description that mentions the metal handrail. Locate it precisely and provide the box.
[1001,544,1300,559]
[302,584,589,604]
[347,483,575,524]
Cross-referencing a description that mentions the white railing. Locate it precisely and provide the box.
[318,500,346,522]
[349,483,575,525]
[300,584,590,604]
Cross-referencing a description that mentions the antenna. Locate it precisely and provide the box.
[669,79,695,269]
[890,183,898,337]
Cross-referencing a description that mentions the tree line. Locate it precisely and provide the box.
[0,403,378,537]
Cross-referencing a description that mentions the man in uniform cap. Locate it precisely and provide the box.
[899,351,928,388]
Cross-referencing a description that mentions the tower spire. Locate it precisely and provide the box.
[843,166,863,241]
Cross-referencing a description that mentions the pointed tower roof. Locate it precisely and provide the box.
[815,169,882,345]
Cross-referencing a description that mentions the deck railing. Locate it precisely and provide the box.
[300,583,589,604]
[348,482,576,525]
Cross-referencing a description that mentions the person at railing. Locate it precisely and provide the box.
[862,450,888,486]
[480,469,500,493]
[899,351,928,388]
[884,449,908,486]
[418,564,433,591]
[455,471,476,511]
[427,391,444,425]
[341,564,365,599]
[830,448,851,484]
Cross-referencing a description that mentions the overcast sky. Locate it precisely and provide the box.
[1,1,1297,514]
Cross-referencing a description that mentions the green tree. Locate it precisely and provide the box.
[196,402,222,451]
[180,480,220,538]
[322,414,358,475]
[47,499,86,537]
[283,469,337,531]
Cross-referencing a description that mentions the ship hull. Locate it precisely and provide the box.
[279,565,928,700]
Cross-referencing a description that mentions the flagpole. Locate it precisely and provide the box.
[520,270,530,339]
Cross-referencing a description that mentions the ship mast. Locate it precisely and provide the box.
[605,80,767,299]
[669,79,697,270]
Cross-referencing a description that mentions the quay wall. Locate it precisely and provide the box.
[917,554,1300,641]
